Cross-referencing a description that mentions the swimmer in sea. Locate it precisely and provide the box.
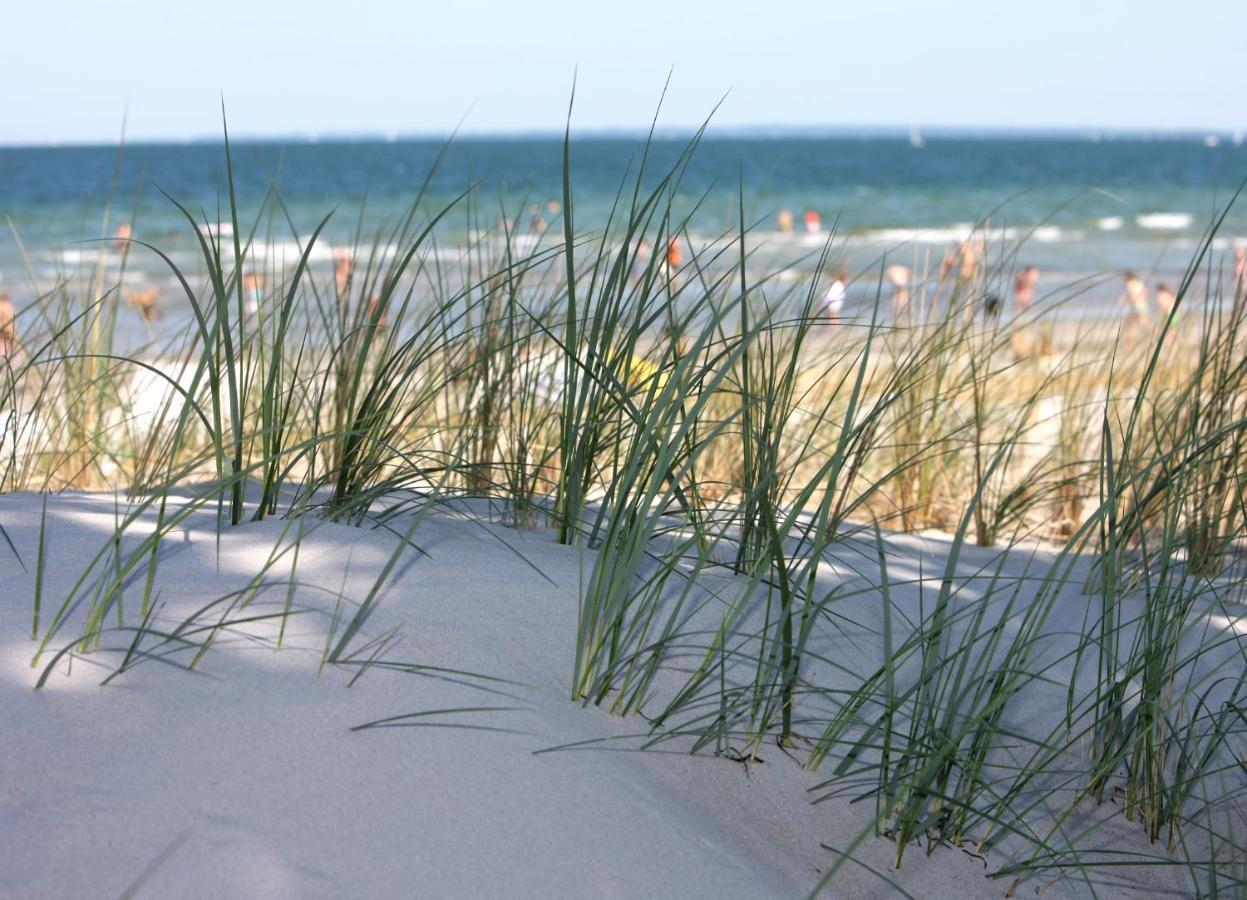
[803,209,822,234]
[777,209,794,233]
[527,203,545,233]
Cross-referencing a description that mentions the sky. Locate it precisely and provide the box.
[2,0,1244,144]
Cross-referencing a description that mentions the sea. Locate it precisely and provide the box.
[2,133,1246,340]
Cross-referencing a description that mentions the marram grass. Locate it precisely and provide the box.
[3,120,1247,898]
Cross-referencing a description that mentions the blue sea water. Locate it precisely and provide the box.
[2,134,1245,330]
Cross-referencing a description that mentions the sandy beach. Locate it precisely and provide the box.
[0,490,994,899]
[1,488,1234,897]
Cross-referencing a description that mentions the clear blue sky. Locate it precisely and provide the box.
[3,0,1243,144]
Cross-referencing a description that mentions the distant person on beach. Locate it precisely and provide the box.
[803,210,822,234]
[1014,265,1039,312]
[334,250,353,297]
[112,223,132,253]
[666,236,683,269]
[243,272,264,315]
[885,264,911,314]
[941,239,982,283]
[633,239,652,282]
[777,209,794,233]
[823,266,848,319]
[1156,283,1179,323]
[0,292,16,359]
[365,296,389,329]
[126,288,161,323]
[1123,271,1150,328]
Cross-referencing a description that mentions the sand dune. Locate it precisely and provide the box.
[0,492,1229,897]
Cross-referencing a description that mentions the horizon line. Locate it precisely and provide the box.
[2,123,1245,150]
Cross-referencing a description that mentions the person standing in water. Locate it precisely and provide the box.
[823,266,848,320]
[112,223,133,253]
[666,236,683,269]
[777,209,794,234]
[661,236,684,288]
[1014,265,1039,313]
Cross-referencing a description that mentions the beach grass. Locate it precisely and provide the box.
[3,121,1247,897]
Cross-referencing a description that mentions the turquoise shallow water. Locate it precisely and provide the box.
[2,134,1245,337]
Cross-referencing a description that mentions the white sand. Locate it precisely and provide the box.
[0,492,1226,897]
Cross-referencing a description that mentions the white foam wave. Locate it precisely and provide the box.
[1136,213,1193,231]
[853,224,977,245]
[1097,216,1123,231]
[850,223,1073,246]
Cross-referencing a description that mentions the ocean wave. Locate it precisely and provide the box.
[1032,226,1069,242]
[1136,213,1193,231]
[851,224,979,245]
[848,223,1073,246]
[1097,216,1124,231]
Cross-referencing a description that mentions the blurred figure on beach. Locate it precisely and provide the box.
[823,266,848,319]
[662,235,684,287]
[803,210,822,234]
[1123,271,1150,329]
[777,209,794,233]
[243,272,264,315]
[365,296,389,330]
[0,292,16,359]
[527,203,545,233]
[334,250,353,297]
[1014,265,1039,313]
[1156,283,1179,323]
[940,239,982,284]
[666,236,683,269]
[885,264,911,315]
[633,239,652,282]
[1235,245,1246,296]
[125,288,161,323]
[111,223,132,253]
